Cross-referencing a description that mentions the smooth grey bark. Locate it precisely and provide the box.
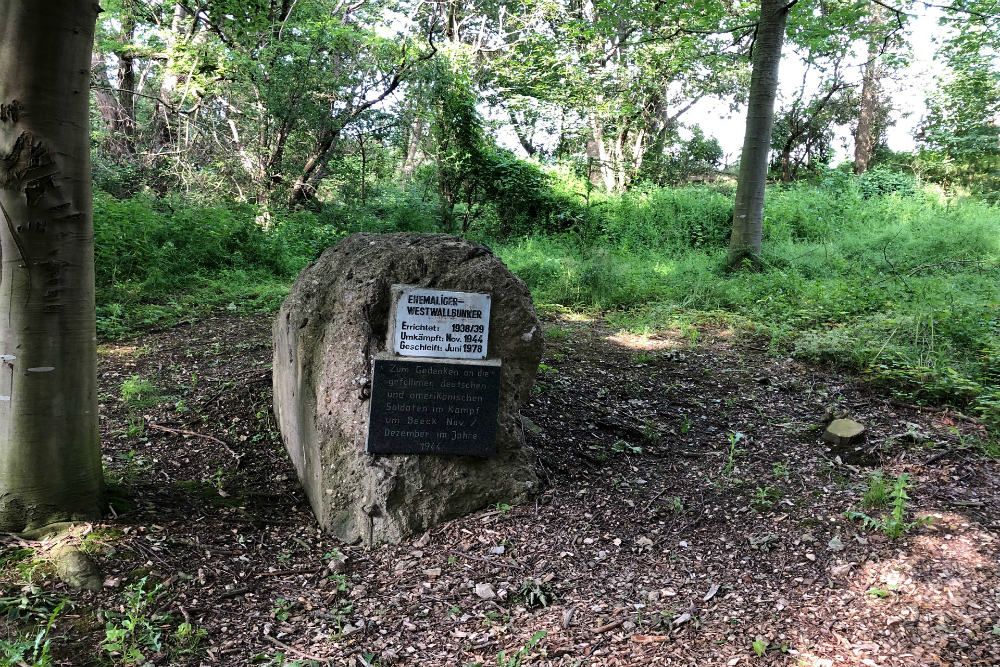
[0,0,103,531]
[727,0,793,269]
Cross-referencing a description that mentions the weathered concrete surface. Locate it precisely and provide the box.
[273,233,542,545]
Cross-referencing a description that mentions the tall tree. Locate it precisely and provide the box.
[727,0,908,268]
[852,4,886,174]
[0,0,104,531]
[727,0,792,269]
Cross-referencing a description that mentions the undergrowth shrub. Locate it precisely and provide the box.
[858,167,919,199]
[92,172,1000,429]
[601,186,733,252]
[496,177,1000,427]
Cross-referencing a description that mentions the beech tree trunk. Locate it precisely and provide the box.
[0,0,104,531]
[727,0,793,269]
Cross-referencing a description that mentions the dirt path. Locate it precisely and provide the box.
[5,312,998,666]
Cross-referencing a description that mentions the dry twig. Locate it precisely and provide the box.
[148,422,242,460]
[263,635,331,663]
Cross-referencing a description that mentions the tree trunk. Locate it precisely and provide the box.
[853,7,885,175]
[727,0,792,270]
[91,53,135,158]
[0,0,103,532]
[287,127,339,207]
[781,146,793,182]
[117,14,137,143]
[587,117,617,191]
[853,66,879,174]
[402,117,425,180]
[150,4,187,161]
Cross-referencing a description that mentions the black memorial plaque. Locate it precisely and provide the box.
[366,357,501,456]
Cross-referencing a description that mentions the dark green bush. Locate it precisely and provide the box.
[601,185,733,252]
[858,167,919,199]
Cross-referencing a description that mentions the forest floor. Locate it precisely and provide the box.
[3,311,999,667]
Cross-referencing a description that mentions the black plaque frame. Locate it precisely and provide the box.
[365,356,501,456]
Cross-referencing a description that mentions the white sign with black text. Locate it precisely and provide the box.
[391,286,491,360]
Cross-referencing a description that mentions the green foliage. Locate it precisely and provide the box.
[102,577,165,665]
[93,167,999,432]
[861,471,890,509]
[1,581,63,625]
[120,376,160,409]
[496,631,546,667]
[752,638,768,658]
[858,167,919,199]
[723,432,747,475]
[770,83,854,180]
[0,600,65,667]
[640,125,725,185]
[847,472,933,539]
[171,622,207,659]
[588,438,643,462]
[478,150,565,237]
[495,174,1000,428]
[272,599,294,622]
[419,57,567,238]
[601,185,734,252]
[918,43,1000,200]
[92,186,445,336]
[752,486,781,510]
[98,575,207,664]
[515,579,556,609]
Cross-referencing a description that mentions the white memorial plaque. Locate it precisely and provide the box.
[391,286,491,359]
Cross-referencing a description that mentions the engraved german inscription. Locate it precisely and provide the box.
[366,357,501,456]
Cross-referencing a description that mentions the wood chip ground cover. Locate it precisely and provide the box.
[2,313,998,666]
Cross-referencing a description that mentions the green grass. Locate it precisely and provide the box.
[92,171,1000,428]
[494,178,1000,427]
[119,376,161,409]
[862,471,891,509]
